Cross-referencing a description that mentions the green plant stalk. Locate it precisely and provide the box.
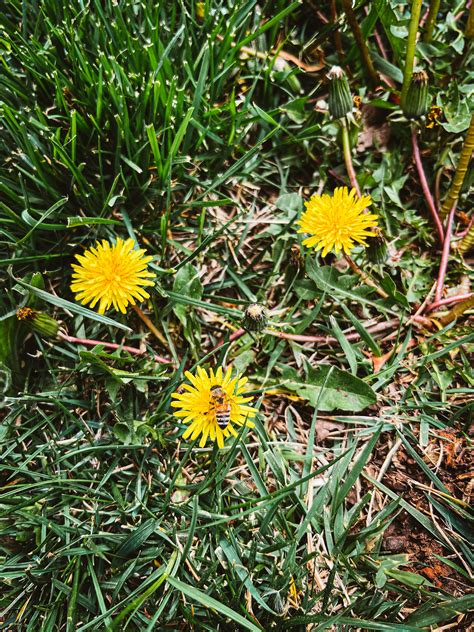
[440,113,474,219]
[423,0,441,42]
[401,0,423,102]
[341,0,379,86]
[341,120,361,196]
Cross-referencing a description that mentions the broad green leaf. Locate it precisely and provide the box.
[171,263,203,324]
[280,365,377,412]
[275,192,303,214]
[306,259,394,313]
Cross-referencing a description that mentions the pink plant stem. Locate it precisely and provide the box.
[212,328,246,350]
[411,126,445,243]
[58,333,173,364]
[373,28,388,60]
[455,217,473,239]
[266,319,399,343]
[429,293,473,311]
[419,6,430,27]
[435,205,456,304]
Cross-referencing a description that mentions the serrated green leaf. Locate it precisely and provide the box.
[280,364,377,412]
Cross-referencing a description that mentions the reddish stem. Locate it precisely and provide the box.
[58,333,173,364]
[212,320,400,349]
[435,205,456,304]
[266,319,399,343]
[428,293,473,311]
[411,126,445,243]
[212,328,246,350]
[455,216,473,240]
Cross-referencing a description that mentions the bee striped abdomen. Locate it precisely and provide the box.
[210,385,231,430]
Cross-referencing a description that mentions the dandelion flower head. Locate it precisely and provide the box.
[171,366,256,449]
[297,187,378,257]
[71,238,155,314]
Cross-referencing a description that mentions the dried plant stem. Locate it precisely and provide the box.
[132,304,168,347]
[341,120,361,196]
[457,222,474,254]
[439,295,474,325]
[58,332,173,364]
[366,438,402,525]
[466,0,474,39]
[344,254,389,299]
[435,205,456,303]
[440,114,474,219]
[341,0,378,86]
[411,125,444,242]
[423,0,441,42]
[402,0,423,102]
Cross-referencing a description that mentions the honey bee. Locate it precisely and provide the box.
[209,385,231,429]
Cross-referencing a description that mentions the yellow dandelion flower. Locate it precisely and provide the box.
[171,366,256,449]
[297,187,378,257]
[71,238,155,314]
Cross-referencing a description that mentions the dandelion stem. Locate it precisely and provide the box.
[132,304,169,347]
[341,120,361,196]
[344,254,389,299]
[341,0,378,86]
[58,332,173,364]
[428,293,473,311]
[440,113,474,219]
[423,0,441,42]
[434,205,456,304]
[402,0,423,102]
[266,319,399,343]
[330,0,345,66]
[411,125,444,242]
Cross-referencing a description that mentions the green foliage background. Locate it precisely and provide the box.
[1,0,473,630]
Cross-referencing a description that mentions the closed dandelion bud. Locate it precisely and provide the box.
[402,71,429,119]
[327,66,353,120]
[17,308,59,338]
[366,229,388,264]
[242,304,267,332]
